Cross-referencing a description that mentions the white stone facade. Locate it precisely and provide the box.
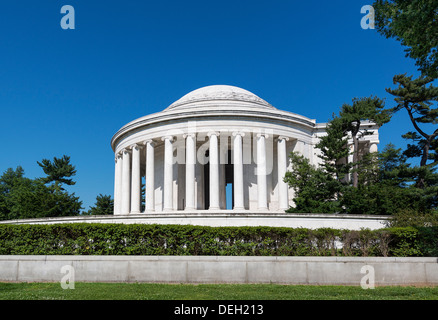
[111,85,380,215]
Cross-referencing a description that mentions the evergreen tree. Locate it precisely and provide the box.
[84,194,114,216]
[316,115,350,182]
[37,155,77,188]
[0,156,83,221]
[284,152,343,213]
[385,74,438,187]
[341,144,438,215]
[8,179,82,219]
[0,167,25,220]
[338,96,390,187]
[373,0,438,78]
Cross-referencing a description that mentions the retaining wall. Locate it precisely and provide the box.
[1,255,437,286]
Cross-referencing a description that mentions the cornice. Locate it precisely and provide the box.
[110,108,317,151]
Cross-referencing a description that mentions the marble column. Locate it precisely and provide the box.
[144,140,155,212]
[114,152,123,215]
[162,136,174,211]
[121,148,131,215]
[257,133,268,210]
[130,144,142,214]
[184,133,196,210]
[208,131,220,210]
[277,136,289,211]
[233,132,245,210]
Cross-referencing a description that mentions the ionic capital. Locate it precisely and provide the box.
[115,152,123,162]
[277,136,289,142]
[161,136,175,142]
[256,133,269,139]
[183,133,196,139]
[130,143,143,151]
[232,131,245,137]
[207,131,220,138]
[143,139,156,147]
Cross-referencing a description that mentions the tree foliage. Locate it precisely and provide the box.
[37,155,77,188]
[316,115,350,182]
[285,135,437,215]
[341,144,438,215]
[373,0,438,78]
[0,156,83,221]
[84,194,114,216]
[284,152,342,213]
[386,74,438,177]
[338,96,390,187]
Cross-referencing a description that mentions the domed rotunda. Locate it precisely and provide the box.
[111,85,380,216]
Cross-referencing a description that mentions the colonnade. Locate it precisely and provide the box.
[114,133,291,214]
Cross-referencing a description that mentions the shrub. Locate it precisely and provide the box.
[0,223,436,257]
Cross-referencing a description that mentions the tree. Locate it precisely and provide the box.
[0,156,83,221]
[37,155,77,188]
[338,96,390,187]
[373,0,438,78]
[285,100,389,213]
[341,144,438,215]
[7,180,82,219]
[385,74,438,187]
[84,194,114,216]
[316,115,351,183]
[0,167,26,220]
[284,152,343,213]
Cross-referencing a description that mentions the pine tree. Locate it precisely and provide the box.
[316,115,350,182]
[84,194,114,215]
[37,155,77,188]
[385,74,438,187]
[284,152,342,213]
[338,96,390,187]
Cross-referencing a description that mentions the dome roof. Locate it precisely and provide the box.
[165,85,274,111]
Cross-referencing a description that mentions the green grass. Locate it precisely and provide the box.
[0,282,437,300]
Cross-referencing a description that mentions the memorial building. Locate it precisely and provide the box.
[111,85,379,215]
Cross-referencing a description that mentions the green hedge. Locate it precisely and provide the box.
[0,224,437,257]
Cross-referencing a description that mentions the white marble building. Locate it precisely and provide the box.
[111,85,379,215]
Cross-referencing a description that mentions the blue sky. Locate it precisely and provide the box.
[0,0,425,211]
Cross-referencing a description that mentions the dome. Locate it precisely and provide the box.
[165,85,275,111]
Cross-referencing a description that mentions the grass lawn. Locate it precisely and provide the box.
[0,282,437,300]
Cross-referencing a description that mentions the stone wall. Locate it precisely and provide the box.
[1,255,437,286]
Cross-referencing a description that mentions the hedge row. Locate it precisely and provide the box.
[0,223,437,257]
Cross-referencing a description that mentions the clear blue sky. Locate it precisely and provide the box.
[0,0,424,211]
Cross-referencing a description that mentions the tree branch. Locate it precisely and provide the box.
[405,103,430,139]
